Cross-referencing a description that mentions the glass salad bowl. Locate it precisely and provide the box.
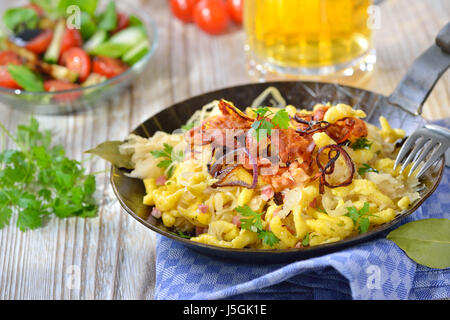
[0,0,158,114]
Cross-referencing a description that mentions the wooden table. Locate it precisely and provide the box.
[0,0,448,299]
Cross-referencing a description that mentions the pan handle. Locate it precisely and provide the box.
[388,22,450,115]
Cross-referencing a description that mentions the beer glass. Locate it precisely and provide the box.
[244,0,378,78]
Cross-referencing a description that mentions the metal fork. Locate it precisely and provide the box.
[394,124,450,178]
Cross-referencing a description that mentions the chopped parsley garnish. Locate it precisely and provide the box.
[236,204,263,232]
[271,109,290,128]
[236,205,280,246]
[351,137,372,150]
[0,118,98,231]
[252,107,271,118]
[301,232,310,246]
[181,122,196,131]
[317,207,328,214]
[251,119,274,140]
[345,202,371,234]
[358,163,379,176]
[258,230,280,247]
[251,107,290,141]
[170,231,192,239]
[151,143,184,178]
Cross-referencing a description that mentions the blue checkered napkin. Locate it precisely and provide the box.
[154,120,450,300]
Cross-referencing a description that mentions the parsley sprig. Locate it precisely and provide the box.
[151,143,184,178]
[170,230,192,239]
[351,137,372,150]
[345,202,372,234]
[236,205,280,247]
[181,122,197,131]
[251,107,290,141]
[0,118,97,231]
[358,163,379,176]
[258,230,280,247]
[301,232,310,247]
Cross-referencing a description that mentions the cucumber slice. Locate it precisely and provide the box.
[84,29,107,53]
[43,19,65,63]
[90,42,130,58]
[109,26,147,47]
[122,40,150,65]
[88,26,147,59]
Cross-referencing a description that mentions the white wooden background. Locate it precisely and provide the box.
[0,0,449,299]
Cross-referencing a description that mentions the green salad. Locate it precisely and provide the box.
[0,0,150,101]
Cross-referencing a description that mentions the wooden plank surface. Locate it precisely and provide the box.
[0,0,448,300]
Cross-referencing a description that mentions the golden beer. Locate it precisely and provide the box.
[244,0,374,75]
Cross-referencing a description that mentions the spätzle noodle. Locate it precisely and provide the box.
[120,93,421,249]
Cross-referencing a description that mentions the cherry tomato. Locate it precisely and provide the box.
[44,80,82,102]
[0,66,21,89]
[226,0,243,24]
[59,47,91,83]
[60,28,83,55]
[193,0,230,35]
[24,3,44,16]
[0,51,22,66]
[92,56,128,79]
[112,12,130,33]
[170,0,199,23]
[25,29,53,54]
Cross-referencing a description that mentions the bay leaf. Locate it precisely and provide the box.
[386,218,450,269]
[85,141,134,169]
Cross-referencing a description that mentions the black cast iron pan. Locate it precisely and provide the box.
[110,23,450,263]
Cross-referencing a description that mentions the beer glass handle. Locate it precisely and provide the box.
[388,22,450,115]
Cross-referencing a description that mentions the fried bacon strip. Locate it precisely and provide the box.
[312,105,330,121]
[189,100,362,192]
[186,100,253,147]
[326,117,368,143]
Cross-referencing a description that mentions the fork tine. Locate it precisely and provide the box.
[400,136,428,173]
[394,134,423,170]
[407,140,438,176]
[415,144,446,178]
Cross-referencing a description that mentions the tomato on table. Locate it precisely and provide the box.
[25,29,53,54]
[92,56,128,78]
[170,0,199,23]
[0,51,22,66]
[60,28,83,55]
[112,12,130,33]
[0,67,21,89]
[226,0,243,24]
[44,80,82,102]
[193,0,230,35]
[59,47,91,82]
